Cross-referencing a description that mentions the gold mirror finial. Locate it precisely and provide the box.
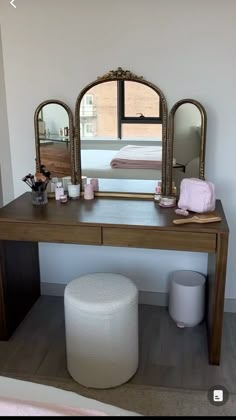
[97,67,144,81]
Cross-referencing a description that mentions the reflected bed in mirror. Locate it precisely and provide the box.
[75,68,168,197]
[168,99,207,195]
[34,100,75,182]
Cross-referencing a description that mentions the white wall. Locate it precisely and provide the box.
[39,243,207,294]
[0,27,13,205]
[0,0,235,296]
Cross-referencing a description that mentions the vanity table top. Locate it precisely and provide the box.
[0,193,229,234]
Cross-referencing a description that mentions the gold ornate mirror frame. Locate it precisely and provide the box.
[34,99,76,183]
[74,67,168,198]
[33,76,208,200]
[166,98,207,196]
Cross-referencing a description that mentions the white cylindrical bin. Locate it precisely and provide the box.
[168,270,206,328]
[64,273,139,389]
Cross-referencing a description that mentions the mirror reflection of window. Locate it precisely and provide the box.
[80,81,162,142]
[40,104,69,138]
[124,81,160,118]
[84,123,94,137]
[81,94,94,117]
[85,94,93,105]
[79,77,163,194]
[122,123,162,140]
[80,82,117,140]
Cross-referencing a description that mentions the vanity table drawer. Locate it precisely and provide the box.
[102,227,216,252]
[0,222,102,245]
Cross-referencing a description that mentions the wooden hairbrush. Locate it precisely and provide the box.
[173,212,222,225]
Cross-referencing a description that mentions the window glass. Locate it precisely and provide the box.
[122,123,162,141]
[124,81,160,118]
[80,82,118,139]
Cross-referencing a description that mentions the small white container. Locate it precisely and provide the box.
[50,177,58,193]
[168,270,206,328]
[62,176,72,192]
[68,184,80,199]
[159,196,176,207]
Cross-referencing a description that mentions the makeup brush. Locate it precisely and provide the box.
[22,176,33,188]
[40,164,51,179]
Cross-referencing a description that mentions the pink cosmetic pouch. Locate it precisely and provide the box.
[178,178,215,213]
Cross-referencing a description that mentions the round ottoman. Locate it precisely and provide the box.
[168,270,206,328]
[64,273,139,389]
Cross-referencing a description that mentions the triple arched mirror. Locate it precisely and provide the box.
[34,67,207,198]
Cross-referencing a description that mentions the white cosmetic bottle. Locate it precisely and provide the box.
[55,182,64,200]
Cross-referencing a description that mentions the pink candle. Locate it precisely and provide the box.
[90,178,99,192]
[84,184,94,200]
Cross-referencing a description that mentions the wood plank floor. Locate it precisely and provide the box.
[0,296,235,393]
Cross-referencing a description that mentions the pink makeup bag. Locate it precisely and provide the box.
[178,178,215,213]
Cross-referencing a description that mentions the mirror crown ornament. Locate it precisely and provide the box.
[97,67,144,81]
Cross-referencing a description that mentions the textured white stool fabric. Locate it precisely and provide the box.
[64,273,139,389]
[168,270,206,328]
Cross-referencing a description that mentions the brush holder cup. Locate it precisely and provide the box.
[31,189,48,205]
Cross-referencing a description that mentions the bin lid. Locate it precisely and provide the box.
[171,270,206,287]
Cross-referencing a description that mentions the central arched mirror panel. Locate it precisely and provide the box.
[75,68,168,197]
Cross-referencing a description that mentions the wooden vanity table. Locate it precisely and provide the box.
[0,193,229,365]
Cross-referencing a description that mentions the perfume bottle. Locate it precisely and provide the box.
[55,181,64,200]
[154,181,162,202]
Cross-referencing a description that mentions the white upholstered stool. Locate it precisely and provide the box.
[64,273,139,389]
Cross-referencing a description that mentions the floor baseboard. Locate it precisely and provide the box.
[40,282,235,313]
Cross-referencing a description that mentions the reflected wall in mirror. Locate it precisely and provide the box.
[34,100,75,182]
[75,68,168,197]
[168,99,207,195]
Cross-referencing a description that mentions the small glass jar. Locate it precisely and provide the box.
[159,195,176,208]
[59,194,68,203]
[31,189,48,205]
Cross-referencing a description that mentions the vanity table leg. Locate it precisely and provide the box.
[0,240,41,340]
[207,232,229,365]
